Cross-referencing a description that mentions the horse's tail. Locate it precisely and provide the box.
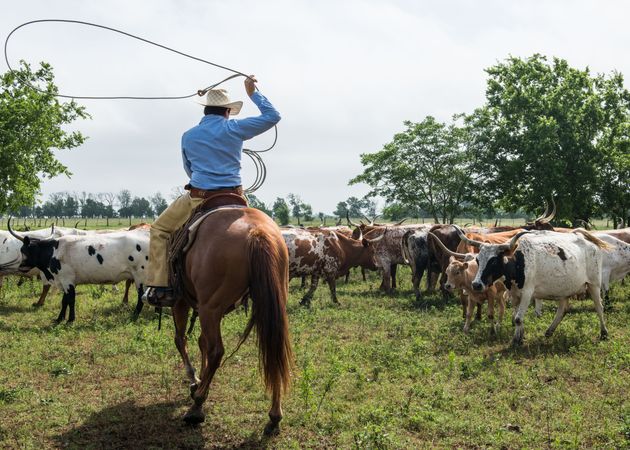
[242,227,293,394]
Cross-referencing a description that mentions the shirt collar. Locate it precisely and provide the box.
[200,114,226,125]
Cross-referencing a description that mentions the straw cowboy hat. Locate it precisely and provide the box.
[195,89,243,115]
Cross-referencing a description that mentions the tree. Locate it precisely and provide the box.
[302,204,314,222]
[0,61,89,213]
[42,192,65,217]
[350,116,473,224]
[150,192,168,216]
[63,194,79,217]
[82,197,107,218]
[129,197,153,217]
[272,197,290,226]
[466,54,630,225]
[99,193,116,217]
[597,74,630,227]
[287,193,303,225]
[247,194,272,216]
[117,189,133,217]
[333,201,348,219]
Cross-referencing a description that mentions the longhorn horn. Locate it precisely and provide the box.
[428,231,469,260]
[540,198,556,223]
[7,217,24,242]
[533,200,548,222]
[346,211,361,227]
[74,220,81,228]
[453,225,484,248]
[498,230,530,251]
[394,217,407,225]
[362,215,374,225]
[365,227,387,243]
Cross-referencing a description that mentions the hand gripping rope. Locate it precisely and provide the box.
[4,19,275,193]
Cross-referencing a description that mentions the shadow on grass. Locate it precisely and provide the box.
[52,398,275,450]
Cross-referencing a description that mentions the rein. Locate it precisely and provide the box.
[4,19,274,192]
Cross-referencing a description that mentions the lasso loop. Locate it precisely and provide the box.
[4,19,275,192]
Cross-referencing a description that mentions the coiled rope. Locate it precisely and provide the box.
[4,19,275,193]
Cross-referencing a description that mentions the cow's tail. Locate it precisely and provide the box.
[573,228,612,250]
[241,227,293,395]
[401,230,414,264]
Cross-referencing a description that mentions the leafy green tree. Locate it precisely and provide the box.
[117,190,133,217]
[302,204,314,222]
[129,197,153,217]
[350,116,473,224]
[287,193,304,225]
[272,197,290,226]
[597,74,630,227]
[333,201,348,219]
[382,203,422,221]
[63,194,79,217]
[247,194,272,216]
[0,61,89,213]
[42,192,65,217]
[82,197,107,218]
[150,192,168,216]
[466,54,630,224]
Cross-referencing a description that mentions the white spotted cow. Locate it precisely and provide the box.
[8,220,149,323]
[461,229,610,345]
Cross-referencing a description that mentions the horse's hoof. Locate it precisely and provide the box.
[544,329,553,338]
[299,300,311,308]
[600,331,609,341]
[263,420,280,436]
[32,303,43,308]
[183,407,205,425]
[189,383,199,399]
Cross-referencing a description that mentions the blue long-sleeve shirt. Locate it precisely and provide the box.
[181,91,280,189]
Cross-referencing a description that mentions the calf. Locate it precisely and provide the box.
[282,228,378,306]
[444,256,507,334]
[10,222,149,323]
[464,229,610,345]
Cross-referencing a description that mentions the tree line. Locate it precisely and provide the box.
[10,190,168,219]
[351,54,630,228]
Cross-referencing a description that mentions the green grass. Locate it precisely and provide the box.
[0,269,628,449]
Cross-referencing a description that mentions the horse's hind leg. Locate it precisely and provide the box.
[184,307,224,424]
[173,299,198,390]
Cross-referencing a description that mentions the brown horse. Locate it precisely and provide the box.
[171,207,293,436]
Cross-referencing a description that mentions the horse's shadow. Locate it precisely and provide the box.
[52,398,274,449]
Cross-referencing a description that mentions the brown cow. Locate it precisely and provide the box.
[281,227,379,306]
[444,257,507,334]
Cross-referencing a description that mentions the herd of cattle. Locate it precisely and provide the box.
[1,205,629,345]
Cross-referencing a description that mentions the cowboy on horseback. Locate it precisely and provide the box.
[144,75,281,307]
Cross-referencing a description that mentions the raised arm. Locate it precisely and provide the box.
[228,75,281,140]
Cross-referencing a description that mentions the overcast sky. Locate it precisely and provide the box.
[3,1,629,214]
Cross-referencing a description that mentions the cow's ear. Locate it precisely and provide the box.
[362,238,369,247]
[23,236,30,247]
[463,262,468,269]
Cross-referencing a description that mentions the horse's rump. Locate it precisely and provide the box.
[168,193,248,307]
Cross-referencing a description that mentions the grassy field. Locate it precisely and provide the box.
[0,267,628,449]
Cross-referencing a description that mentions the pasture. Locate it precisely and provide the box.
[0,267,628,449]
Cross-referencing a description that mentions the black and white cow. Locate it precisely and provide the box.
[9,222,149,323]
[461,229,610,345]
